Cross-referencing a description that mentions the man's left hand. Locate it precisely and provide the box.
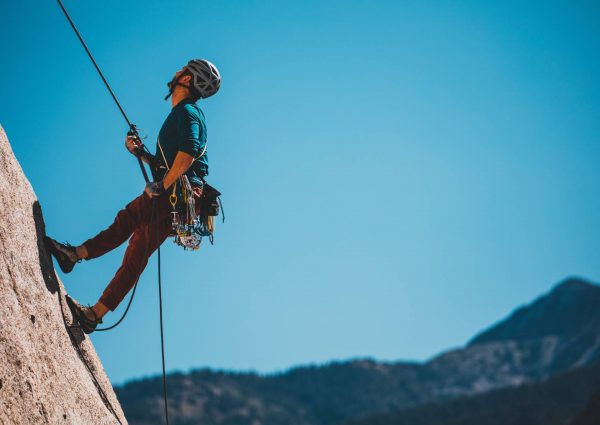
[145,181,165,198]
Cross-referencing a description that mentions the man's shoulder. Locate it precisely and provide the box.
[179,102,204,121]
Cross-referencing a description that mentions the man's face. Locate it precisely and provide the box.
[167,66,188,90]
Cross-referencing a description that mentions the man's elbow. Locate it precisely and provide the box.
[176,151,195,164]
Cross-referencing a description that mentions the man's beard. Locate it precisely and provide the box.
[165,72,190,100]
[167,75,178,90]
[165,74,180,100]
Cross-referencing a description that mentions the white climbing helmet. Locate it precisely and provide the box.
[185,59,221,99]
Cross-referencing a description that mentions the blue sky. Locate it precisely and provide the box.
[1,0,599,384]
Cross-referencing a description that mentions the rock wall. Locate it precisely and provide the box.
[0,125,127,424]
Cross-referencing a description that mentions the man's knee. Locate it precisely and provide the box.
[117,194,152,229]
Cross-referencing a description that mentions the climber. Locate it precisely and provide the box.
[45,59,221,334]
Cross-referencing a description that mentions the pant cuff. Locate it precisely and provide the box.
[82,241,100,261]
[99,291,118,312]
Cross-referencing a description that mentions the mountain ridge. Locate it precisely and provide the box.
[469,277,600,346]
[344,358,600,425]
[116,276,600,425]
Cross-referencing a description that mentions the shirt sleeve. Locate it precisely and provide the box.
[176,106,203,157]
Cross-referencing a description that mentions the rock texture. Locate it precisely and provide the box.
[0,125,127,424]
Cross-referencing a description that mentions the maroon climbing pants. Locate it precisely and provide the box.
[82,188,202,311]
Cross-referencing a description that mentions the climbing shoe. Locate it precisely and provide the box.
[44,236,81,273]
[65,295,102,334]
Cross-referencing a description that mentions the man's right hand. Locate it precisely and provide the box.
[125,135,142,155]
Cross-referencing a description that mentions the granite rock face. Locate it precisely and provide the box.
[0,125,127,424]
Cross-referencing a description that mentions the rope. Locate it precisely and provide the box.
[56,284,124,424]
[55,2,172,421]
[94,199,156,332]
[66,198,170,423]
[55,0,149,183]
[157,224,170,425]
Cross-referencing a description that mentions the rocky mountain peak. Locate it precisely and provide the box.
[550,276,597,295]
[469,277,600,346]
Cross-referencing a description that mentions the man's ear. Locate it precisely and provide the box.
[181,74,192,84]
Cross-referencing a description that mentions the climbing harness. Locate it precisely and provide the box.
[156,137,222,250]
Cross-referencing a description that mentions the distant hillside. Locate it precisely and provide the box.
[424,277,600,399]
[344,359,600,425]
[116,361,428,425]
[116,277,600,425]
[470,278,600,345]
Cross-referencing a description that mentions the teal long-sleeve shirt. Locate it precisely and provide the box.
[156,98,208,187]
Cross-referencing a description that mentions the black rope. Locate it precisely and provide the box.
[93,198,169,424]
[54,0,156,333]
[157,217,170,425]
[56,286,124,424]
[55,1,170,423]
[55,0,149,183]
[94,199,156,332]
